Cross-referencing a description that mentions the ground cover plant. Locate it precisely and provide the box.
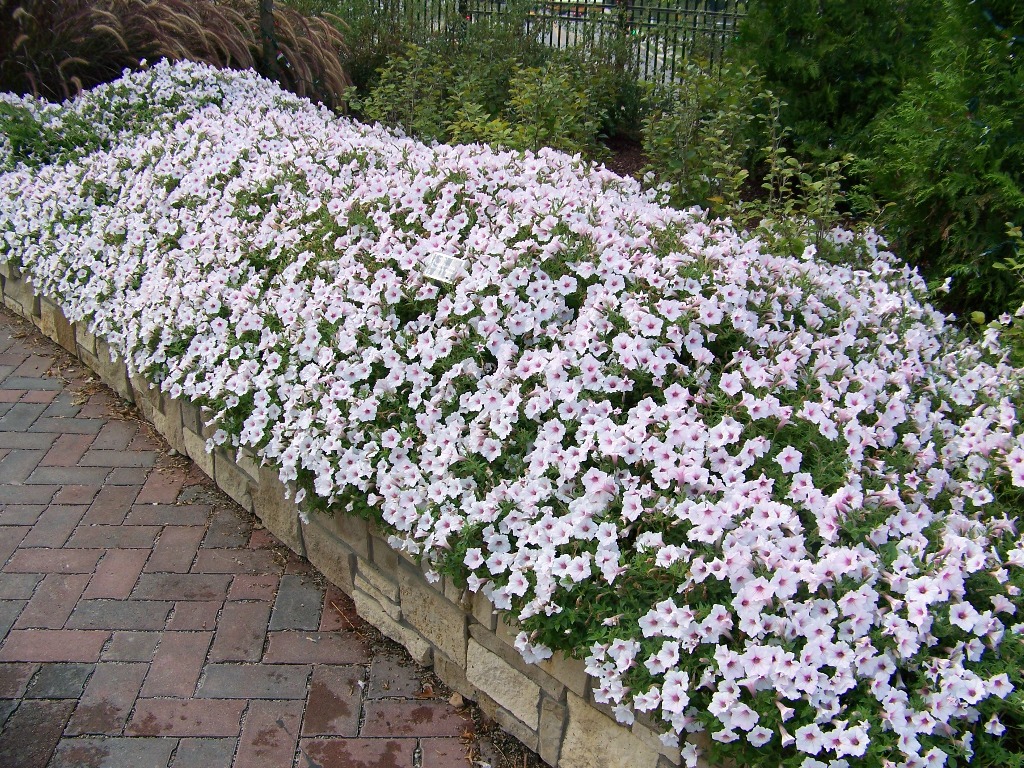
[4,61,1024,768]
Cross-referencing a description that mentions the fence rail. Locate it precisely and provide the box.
[394,0,747,82]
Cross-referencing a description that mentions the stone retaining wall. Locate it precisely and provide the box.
[0,265,686,768]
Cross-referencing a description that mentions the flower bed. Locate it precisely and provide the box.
[3,60,1024,768]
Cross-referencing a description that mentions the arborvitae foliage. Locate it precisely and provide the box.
[866,0,1023,315]
[736,0,939,157]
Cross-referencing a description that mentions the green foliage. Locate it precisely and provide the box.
[351,41,607,155]
[349,42,453,140]
[641,62,855,252]
[0,100,108,170]
[0,102,49,168]
[992,224,1024,361]
[547,29,649,142]
[506,56,605,155]
[864,0,1024,314]
[336,0,657,155]
[641,63,761,216]
[745,98,854,252]
[437,13,549,126]
[737,0,939,156]
[445,98,515,148]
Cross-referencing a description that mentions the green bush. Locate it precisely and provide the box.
[352,41,608,155]
[349,42,453,140]
[641,63,762,216]
[552,32,649,142]
[736,0,939,157]
[340,0,651,154]
[864,0,1024,314]
[641,62,854,251]
[441,14,551,130]
[506,56,605,155]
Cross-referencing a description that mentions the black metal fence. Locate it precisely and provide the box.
[397,0,747,82]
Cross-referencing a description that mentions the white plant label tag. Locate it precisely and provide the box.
[422,253,468,283]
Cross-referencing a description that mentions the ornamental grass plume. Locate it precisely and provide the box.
[0,0,349,108]
[3,61,1024,768]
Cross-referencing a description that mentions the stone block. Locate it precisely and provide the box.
[467,639,540,730]
[327,512,370,561]
[470,624,566,703]
[55,313,77,354]
[152,395,185,455]
[560,693,661,768]
[368,530,400,574]
[472,688,498,721]
[469,624,523,673]
[538,653,589,700]
[130,373,158,423]
[214,449,253,513]
[353,573,401,621]
[179,401,202,436]
[93,338,133,402]
[369,525,417,568]
[251,464,304,556]
[38,297,59,342]
[495,708,540,753]
[235,448,261,484]
[398,566,467,667]
[442,576,463,602]
[39,298,76,353]
[76,325,97,356]
[199,407,218,440]
[495,612,520,649]
[3,272,25,298]
[355,561,399,603]
[77,347,100,372]
[3,294,24,316]
[470,590,498,632]
[303,521,352,590]
[0,260,21,279]
[303,532,353,592]
[352,589,432,666]
[432,651,475,702]
[539,695,567,767]
[633,717,681,765]
[183,428,214,479]
[2,277,35,320]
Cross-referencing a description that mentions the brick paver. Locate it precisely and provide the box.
[0,308,477,767]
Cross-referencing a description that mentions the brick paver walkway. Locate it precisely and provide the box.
[0,307,477,767]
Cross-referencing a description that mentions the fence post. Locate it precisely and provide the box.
[259,0,281,81]
[457,0,469,39]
